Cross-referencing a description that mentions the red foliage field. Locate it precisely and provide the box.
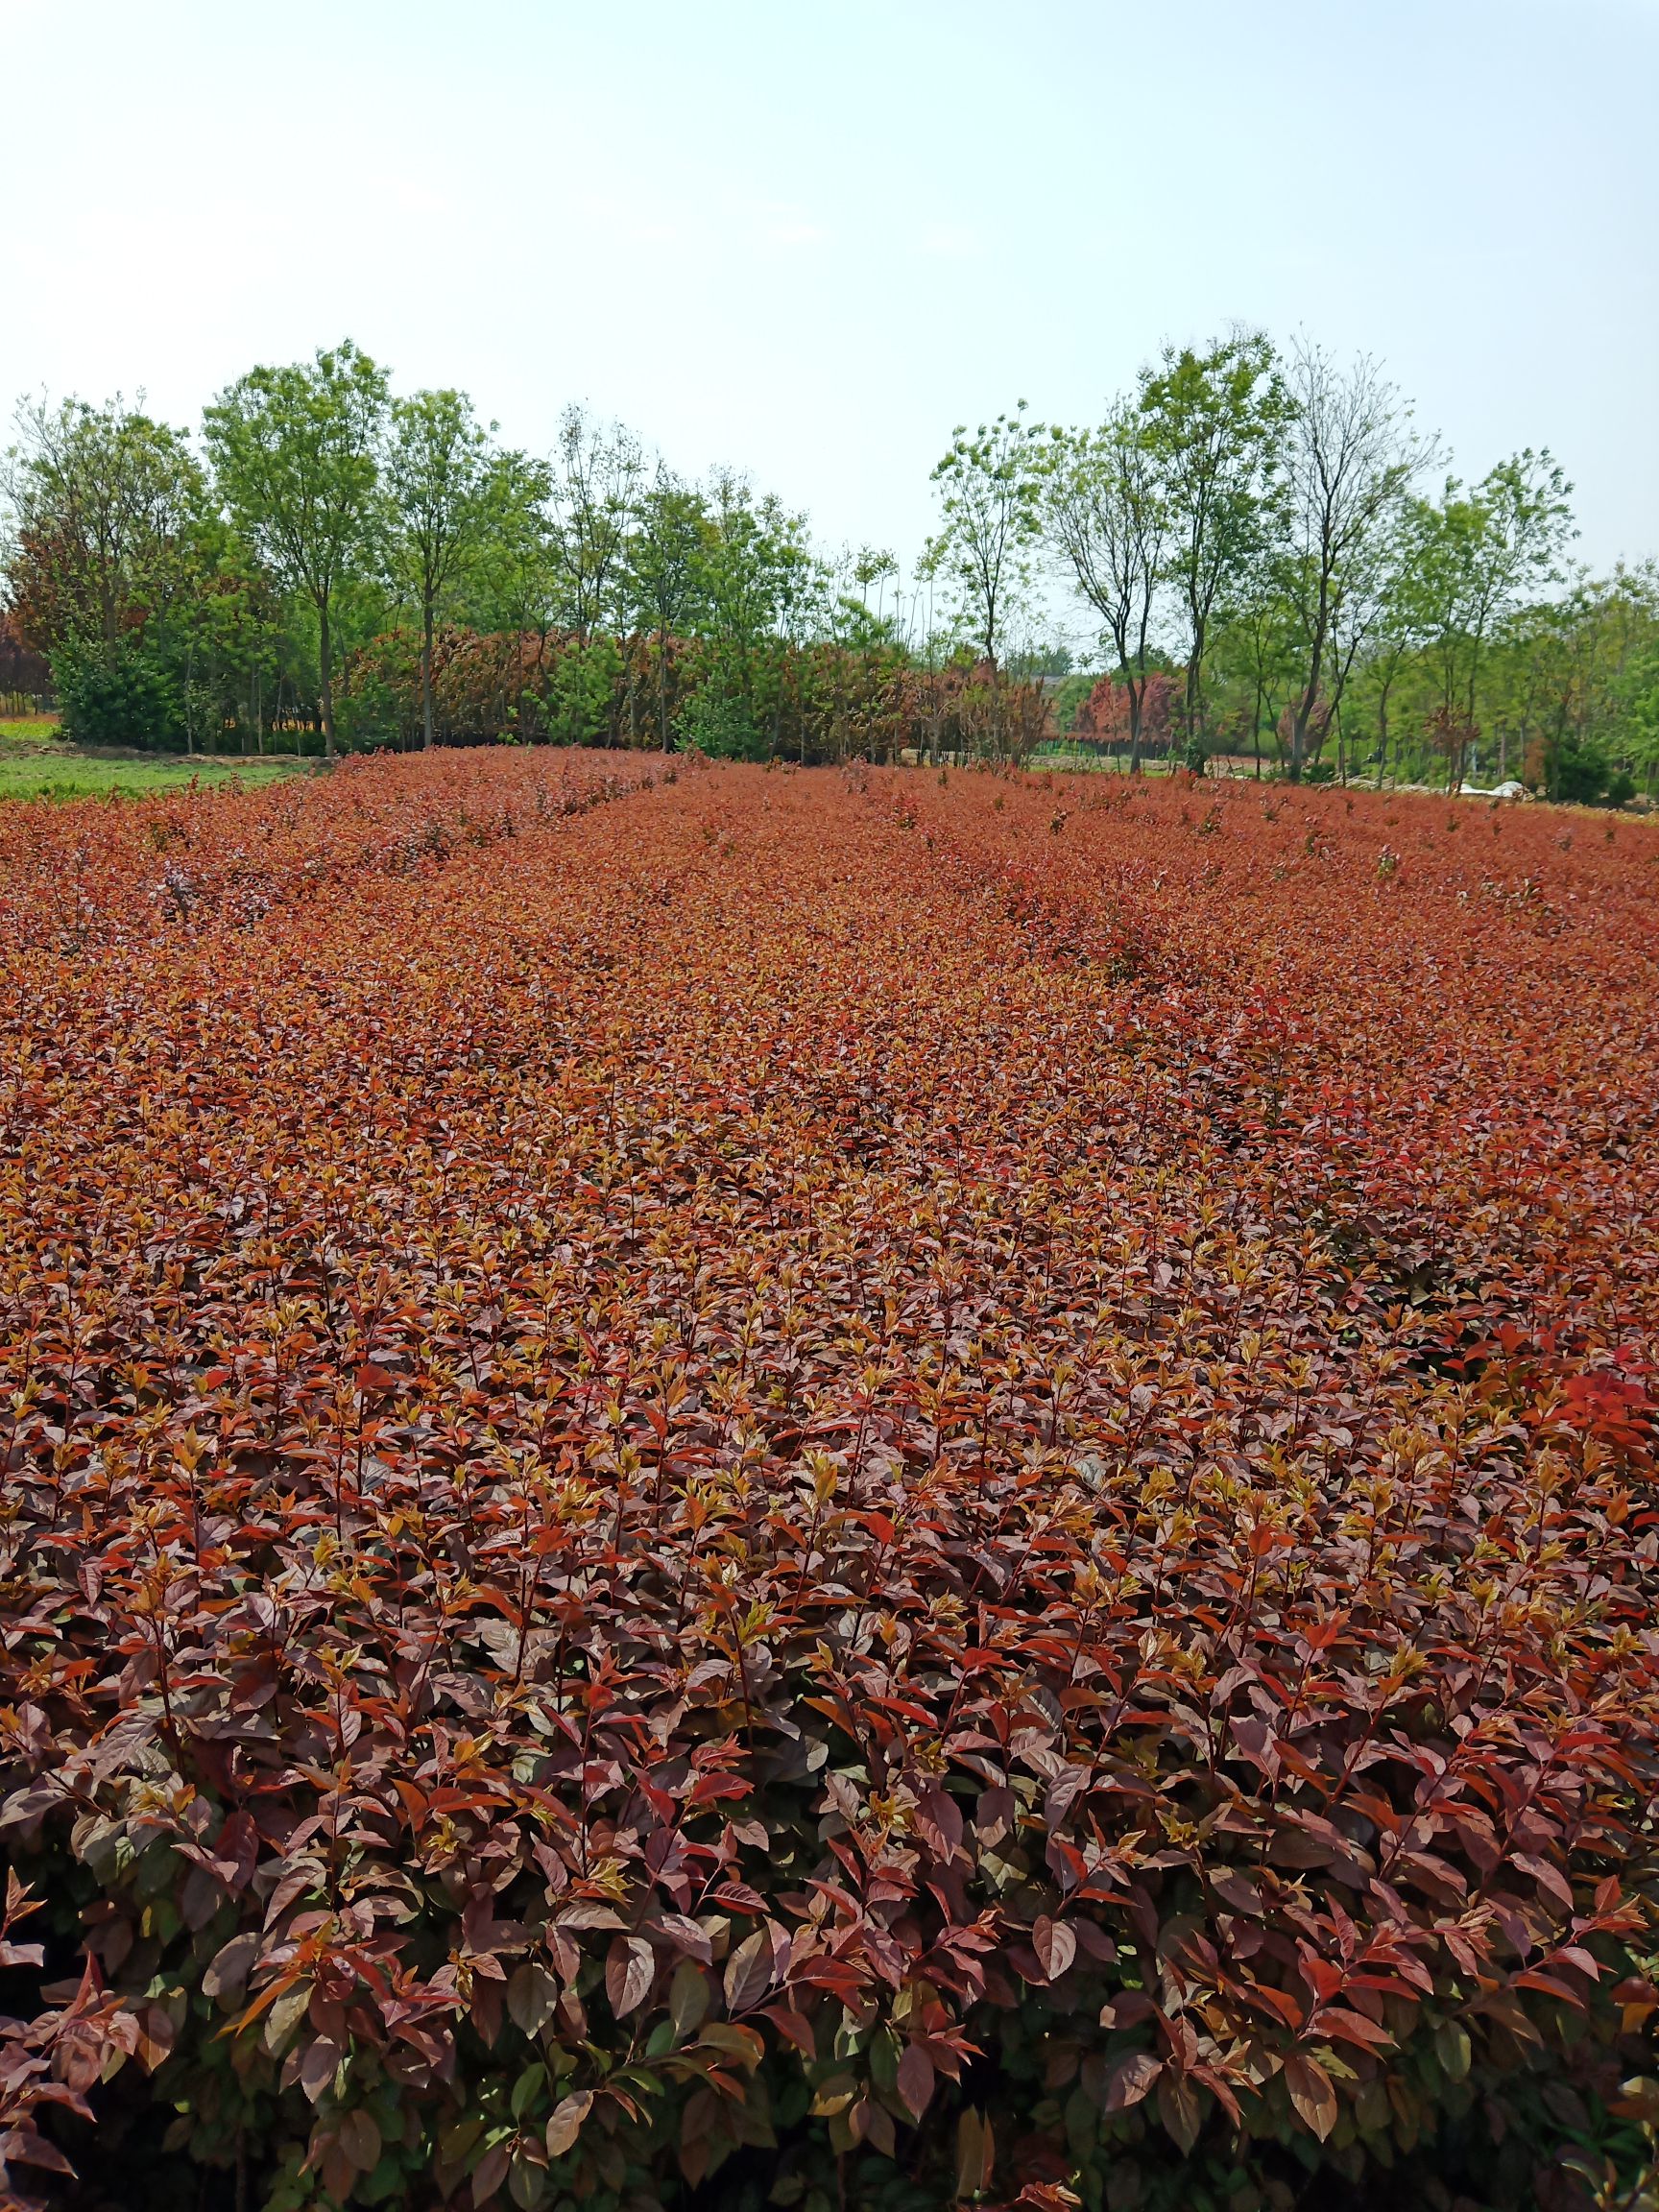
[2,754,1657,2212]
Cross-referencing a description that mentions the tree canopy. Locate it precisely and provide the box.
[3,327,1654,799]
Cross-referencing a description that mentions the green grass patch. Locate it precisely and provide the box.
[0,753,307,801]
[0,718,64,749]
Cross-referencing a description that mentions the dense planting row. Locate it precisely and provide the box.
[2,757,1657,2212]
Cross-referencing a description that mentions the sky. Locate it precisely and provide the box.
[4,0,1655,595]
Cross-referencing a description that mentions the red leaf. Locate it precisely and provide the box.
[1105,2052,1162,2111]
[1032,1915,1077,1983]
[339,2109,382,2173]
[723,1925,776,2012]
[1157,2069,1204,2153]
[898,2041,936,2121]
[546,2089,593,2157]
[1284,2054,1337,2141]
[606,1935,655,2018]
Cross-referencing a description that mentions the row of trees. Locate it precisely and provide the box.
[4,334,1655,791]
[930,333,1657,795]
[0,346,944,762]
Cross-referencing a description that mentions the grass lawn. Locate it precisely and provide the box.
[0,745,309,801]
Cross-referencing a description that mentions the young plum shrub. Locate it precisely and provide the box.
[0,752,1656,2212]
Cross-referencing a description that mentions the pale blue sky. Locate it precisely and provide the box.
[4,0,1654,581]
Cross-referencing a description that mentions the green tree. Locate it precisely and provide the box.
[623,469,706,754]
[759,514,830,758]
[1210,573,1302,777]
[2,392,204,658]
[681,474,814,757]
[1350,538,1426,787]
[1617,640,1659,788]
[3,393,210,745]
[1402,451,1575,789]
[1044,401,1166,773]
[159,517,283,755]
[1139,330,1287,741]
[385,389,494,751]
[548,406,642,648]
[1601,567,1659,789]
[465,448,556,734]
[924,401,1046,670]
[1278,340,1434,781]
[204,340,389,759]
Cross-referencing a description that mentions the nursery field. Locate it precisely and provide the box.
[2,752,1658,2212]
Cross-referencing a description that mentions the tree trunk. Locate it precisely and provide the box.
[318,596,337,761]
[1184,611,1204,746]
[658,626,674,754]
[1288,690,1311,783]
[1288,574,1334,785]
[421,600,436,752]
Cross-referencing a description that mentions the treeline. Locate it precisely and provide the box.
[0,346,1016,767]
[939,336,1658,799]
[3,332,1656,792]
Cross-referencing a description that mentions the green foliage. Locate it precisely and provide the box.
[8,332,1657,796]
[204,340,389,755]
[1204,486,1649,795]
[548,406,643,645]
[544,634,624,746]
[385,389,496,748]
[1400,452,1575,731]
[1040,337,1647,798]
[674,682,765,757]
[1050,670,1099,734]
[1545,730,1633,806]
[1044,401,1168,770]
[53,635,182,749]
[204,342,388,611]
[1138,330,1288,735]
[332,659,404,753]
[925,400,1046,666]
[2,394,205,654]
[1612,630,1659,772]
[466,448,557,639]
